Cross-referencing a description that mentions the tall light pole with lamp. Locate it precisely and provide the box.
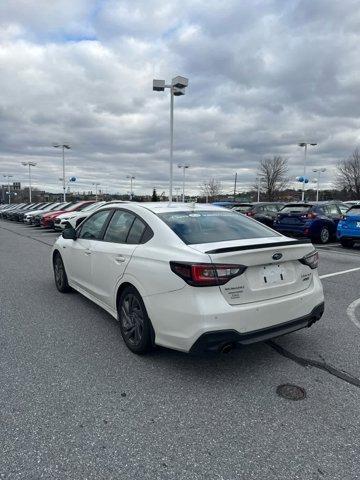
[177,164,190,202]
[92,182,101,201]
[53,143,71,201]
[21,161,37,202]
[298,142,317,201]
[126,175,135,200]
[313,168,326,202]
[153,76,189,203]
[3,174,13,204]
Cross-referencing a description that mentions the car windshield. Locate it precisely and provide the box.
[232,205,253,213]
[63,202,81,211]
[347,207,360,216]
[280,205,311,213]
[81,202,105,212]
[158,210,280,245]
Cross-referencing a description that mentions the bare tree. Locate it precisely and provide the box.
[257,156,288,201]
[335,149,360,198]
[200,178,222,201]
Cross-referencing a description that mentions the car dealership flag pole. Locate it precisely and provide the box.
[298,142,317,202]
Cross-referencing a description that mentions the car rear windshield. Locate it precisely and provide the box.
[232,205,253,213]
[158,210,280,245]
[347,207,360,216]
[280,205,312,213]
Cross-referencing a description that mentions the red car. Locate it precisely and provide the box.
[40,201,95,229]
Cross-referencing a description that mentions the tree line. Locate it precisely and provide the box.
[199,148,360,202]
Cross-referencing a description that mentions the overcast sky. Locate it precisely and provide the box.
[1,0,360,196]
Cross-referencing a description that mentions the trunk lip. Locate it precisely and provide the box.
[205,239,311,255]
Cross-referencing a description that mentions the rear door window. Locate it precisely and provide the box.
[159,210,280,245]
[323,204,340,216]
[127,218,147,244]
[103,210,136,243]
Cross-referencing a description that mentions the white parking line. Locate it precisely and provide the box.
[319,267,360,279]
[347,298,360,330]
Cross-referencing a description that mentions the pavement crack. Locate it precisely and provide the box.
[0,224,53,247]
[267,340,360,389]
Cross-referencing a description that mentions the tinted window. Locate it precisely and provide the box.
[79,210,111,240]
[103,210,135,243]
[127,218,146,244]
[280,205,311,213]
[322,204,339,216]
[347,207,360,216]
[159,210,280,245]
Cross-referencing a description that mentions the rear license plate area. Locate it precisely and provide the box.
[261,264,285,286]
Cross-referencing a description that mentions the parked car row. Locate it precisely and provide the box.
[1,200,325,355]
[0,200,102,228]
[213,201,360,247]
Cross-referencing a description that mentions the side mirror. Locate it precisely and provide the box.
[62,227,77,240]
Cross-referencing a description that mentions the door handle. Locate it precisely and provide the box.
[115,255,126,263]
[84,249,92,255]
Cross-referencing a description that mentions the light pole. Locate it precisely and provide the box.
[92,182,101,201]
[256,176,262,202]
[177,164,190,202]
[153,76,189,203]
[174,187,181,202]
[3,174,13,204]
[298,142,317,202]
[21,161,37,202]
[313,168,326,202]
[53,143,71,201]
[126,175,135,200]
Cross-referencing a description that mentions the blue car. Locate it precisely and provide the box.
[273,202,348,244]
[337,205,360,248]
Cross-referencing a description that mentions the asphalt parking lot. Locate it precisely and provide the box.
[1,222,360,480]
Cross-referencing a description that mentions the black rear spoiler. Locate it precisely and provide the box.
[205,239,311,254]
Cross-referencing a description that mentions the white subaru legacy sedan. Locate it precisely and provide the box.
[52,203,324,354]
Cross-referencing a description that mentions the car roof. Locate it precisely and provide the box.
[101,202,227,214]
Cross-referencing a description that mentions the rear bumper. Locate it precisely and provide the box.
[190,302,324,353]
[146,274,324,353]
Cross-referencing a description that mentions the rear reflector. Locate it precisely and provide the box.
[170,262,247,287]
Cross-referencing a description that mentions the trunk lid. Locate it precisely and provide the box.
[190,238,315,305]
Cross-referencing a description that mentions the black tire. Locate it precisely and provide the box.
[117,286,153,354]
[53,252,71,293]
[318,226,330,244]
[340,239,354,248]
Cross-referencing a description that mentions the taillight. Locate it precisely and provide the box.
[246,211,255,217]
[299,251,319,269]
[170,262,247,286]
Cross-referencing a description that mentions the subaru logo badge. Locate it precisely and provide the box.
[272,253,282,261]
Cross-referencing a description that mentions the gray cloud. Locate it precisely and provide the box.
[1,0,360,195]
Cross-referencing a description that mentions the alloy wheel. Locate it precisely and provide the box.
[120,294,145,347]
[320,227,330,244]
